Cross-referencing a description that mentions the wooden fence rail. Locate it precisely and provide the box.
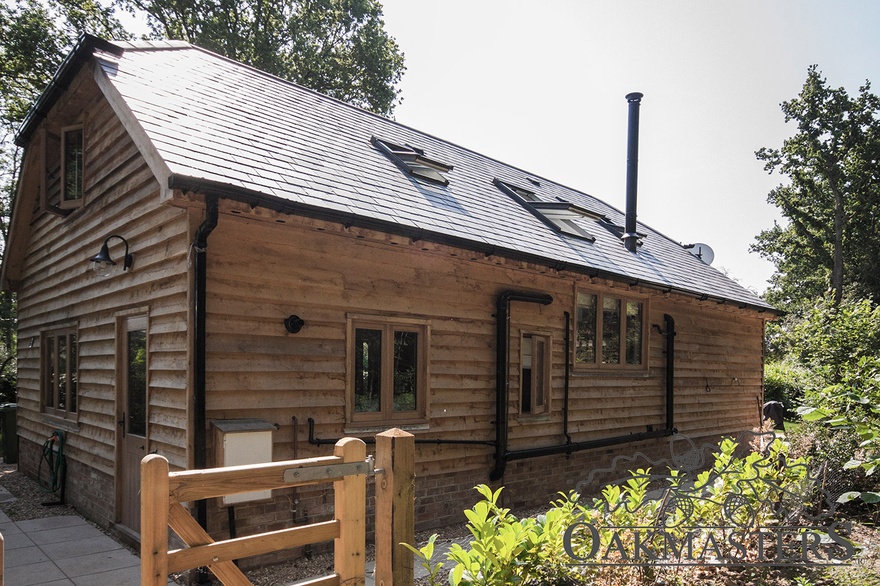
[141,429,414,586]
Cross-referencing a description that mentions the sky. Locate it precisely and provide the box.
[373,0,880,294]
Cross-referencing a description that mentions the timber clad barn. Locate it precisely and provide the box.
[3,35,774,546]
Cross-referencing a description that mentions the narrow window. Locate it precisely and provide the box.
[349,318,428,424]
[602,296,621,364]
[521,333,550,415]
[126,329,148,437]
[393,330,418,412]
[61,127,84,207]
[43,329,78,419]
[626,301,643,365]
[355,328,382,413]
[575,292,597,364]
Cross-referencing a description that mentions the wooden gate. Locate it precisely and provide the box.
[140,429,414,586]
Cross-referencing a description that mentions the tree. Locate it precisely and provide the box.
[0,0,129,399]
[118,0,406,115]
[753,66,880,310]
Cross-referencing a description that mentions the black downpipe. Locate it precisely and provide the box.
[622,92,643,253]
[664,314,676,431]
[490,290,554,481]
[193,195,218,539]
[495,311,678,474]
[563,311,572,444]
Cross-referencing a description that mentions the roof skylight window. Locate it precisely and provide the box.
[372,137,452,186]
[530,202,598,241]
[495,179,597,242]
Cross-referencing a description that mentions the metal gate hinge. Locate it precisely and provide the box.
[283,456,377,484]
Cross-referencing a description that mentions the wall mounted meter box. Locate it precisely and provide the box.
[212,418,275,505]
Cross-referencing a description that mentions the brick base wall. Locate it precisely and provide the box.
[17,437,115,528]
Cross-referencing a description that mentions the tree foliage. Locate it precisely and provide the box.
[753,65,880,310]
[117,0,406,115]
[0,0,128,399]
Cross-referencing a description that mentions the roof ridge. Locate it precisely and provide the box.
[110,39,193,51]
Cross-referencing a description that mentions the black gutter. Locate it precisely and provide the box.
[306,418,495,446]
[15,34,124,147]
[490,290,554,481]
[167,174,776,315]
[193,195,218,537]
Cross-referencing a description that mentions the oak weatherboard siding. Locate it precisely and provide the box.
[14,90,191,526]
[194,202,766,531]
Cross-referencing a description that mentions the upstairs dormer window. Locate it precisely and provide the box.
[372,137,452,186]
[61,126,84,208]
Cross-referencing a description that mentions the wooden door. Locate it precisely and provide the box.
[117,315,148,534]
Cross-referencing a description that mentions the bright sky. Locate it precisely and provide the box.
[377,0,880,294]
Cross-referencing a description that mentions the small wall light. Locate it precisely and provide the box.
[284,315,305,334]
[90,235,133,277]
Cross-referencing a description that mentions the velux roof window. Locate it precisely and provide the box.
[372,137,453,186]
[494,179,597,242]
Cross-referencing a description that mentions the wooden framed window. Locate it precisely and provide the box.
[521,333,551,415]
[43,328,78,419]
[575,291,645,368]
[60,125,84,208]
[348,317,428,425]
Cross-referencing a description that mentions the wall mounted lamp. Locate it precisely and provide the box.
[90,235,133,277]
[284,315,305,334]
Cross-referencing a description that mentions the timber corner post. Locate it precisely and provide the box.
[374,429,415,586]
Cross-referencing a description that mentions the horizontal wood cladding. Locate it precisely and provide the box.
[203,207,766,477]
[13,93,191,485]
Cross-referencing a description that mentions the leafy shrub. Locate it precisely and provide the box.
[409,437,817,585]
[764,359,809,414]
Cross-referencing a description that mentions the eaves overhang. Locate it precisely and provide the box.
[168,173,778,316]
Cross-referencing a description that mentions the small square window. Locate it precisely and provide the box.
[43,328,78,419]
[372,137,452,186]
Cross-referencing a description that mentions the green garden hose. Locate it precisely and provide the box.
[38,430,65,494]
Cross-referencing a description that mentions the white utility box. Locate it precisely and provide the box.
[212,418,275,505]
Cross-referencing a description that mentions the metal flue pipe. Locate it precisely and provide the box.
[622,92,643,253]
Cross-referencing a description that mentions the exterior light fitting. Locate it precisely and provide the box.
[284,315,305,333]
[90,235,133,277]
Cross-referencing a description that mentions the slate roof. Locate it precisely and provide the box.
[21,36,774,312]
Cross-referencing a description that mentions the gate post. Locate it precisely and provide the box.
[334,437,367,585]
[141,454,170,586]
[374,429,415,586]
